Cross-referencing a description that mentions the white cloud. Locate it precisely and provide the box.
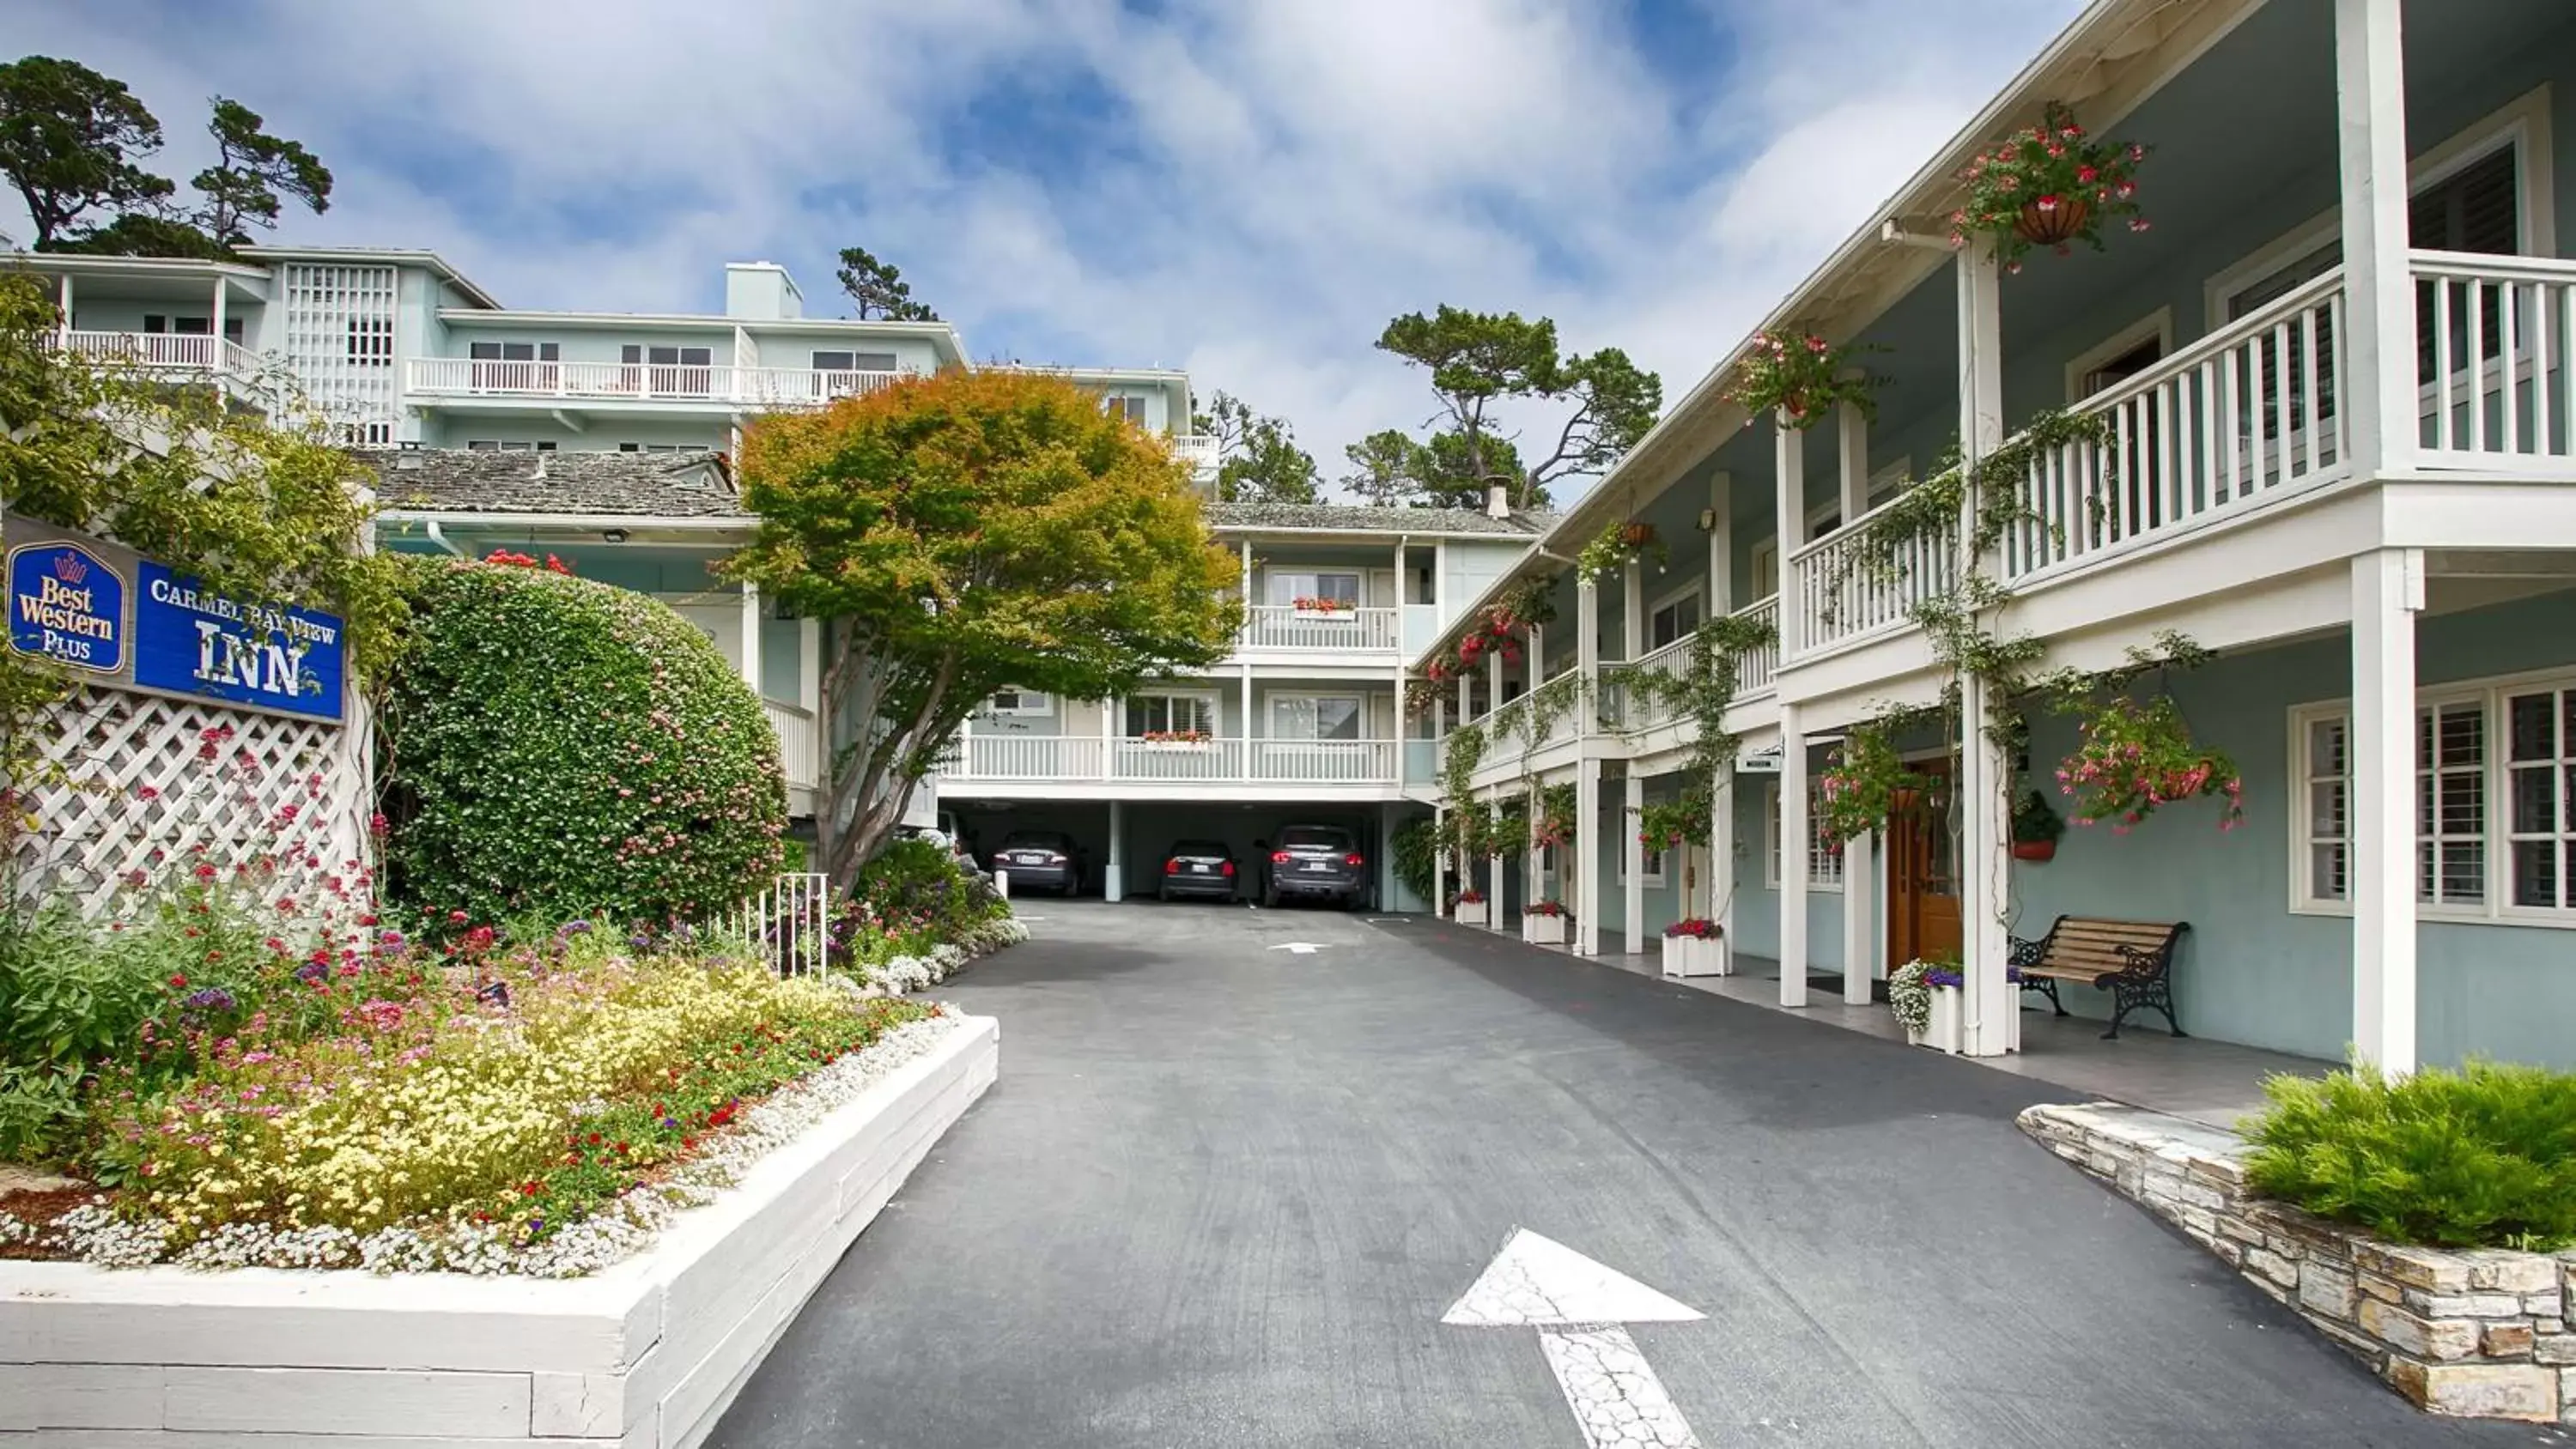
[0,0,2082,500]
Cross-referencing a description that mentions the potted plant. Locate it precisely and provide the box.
[1522,899,1570,947]
[1949,100,2149,270]
[1291,594,1357,620]
[1662,917,1728,979]
[1452,887,1489,929]
[1619,521,1656,549]
[1722,329,1884,430]
[1139,729,1212,751]
[2056,694,2244,834]
[2011,788,2066,862]
[1889,955,1965,1052]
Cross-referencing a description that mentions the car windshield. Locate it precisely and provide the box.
[1278,827,1353,851]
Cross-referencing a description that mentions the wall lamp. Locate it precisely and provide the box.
[600,528,629,544]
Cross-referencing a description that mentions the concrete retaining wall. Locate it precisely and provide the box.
[0,1015,999,1447]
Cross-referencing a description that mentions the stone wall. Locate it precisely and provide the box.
[2020,1101,2574,1425]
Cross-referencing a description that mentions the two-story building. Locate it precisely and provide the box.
[1418,0,2576,1076]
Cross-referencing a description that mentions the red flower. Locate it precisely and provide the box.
[168,973,188,989]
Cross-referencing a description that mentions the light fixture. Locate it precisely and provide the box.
[1697,508,1716,531]
[600,528,629,544]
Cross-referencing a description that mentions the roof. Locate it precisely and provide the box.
[358,448,744,519]
[235,246,503,309]
[1203,502,1553,537]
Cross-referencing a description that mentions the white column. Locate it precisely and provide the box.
[1106,798,1125,903]
[1103,700,1119,780]
[1577,579,1601,730]
[1488,631,1504,711]
[1241,662,1254,769]
[1526,779,1545,912]
[1712,769,1736,944]
[1957,234,2013,1057]
[1623,774,1645,955]
[1432,800,1449,917]
[56,273,72,337]
[210,279,227,355]
[738,582,763,696]
[1577,758,1603,955]
[1620,561,1644,661]
[798,618,822,717]
[1778,705,1809,1006]
[1843,828,1875,1004]
[1774,414,1807,658]
[2352,548,2422,1074]
[1707,470,1734,615]
[1488,834,1505,931]
[2336,0,2415,481]
[1838,400,1870,524]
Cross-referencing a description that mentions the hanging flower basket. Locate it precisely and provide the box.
[2056,694,2243,833]
[2011,840,2058,863]
[1950,100,2149,268]
[1619,521,1656,549]
[2014,194,2091,249]
[1722,330,1885,431]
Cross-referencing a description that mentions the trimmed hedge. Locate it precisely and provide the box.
[380,555,786,930]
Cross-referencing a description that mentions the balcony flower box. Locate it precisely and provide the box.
[1451,889,1488,928]
[1137,731,1212,751]
[1661,919,1728,978]
[1522,900,1568,946]
[1290,596,1358,621]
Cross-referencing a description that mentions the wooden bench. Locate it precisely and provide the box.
[2008,916,2190,1040]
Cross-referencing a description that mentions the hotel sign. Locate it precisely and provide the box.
[5,516,345,723]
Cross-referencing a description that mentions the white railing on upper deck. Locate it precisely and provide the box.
[949,734,1107,780]
[762,700,818,791]
[2007,269,2348,582]
[1792,495,1959,656]
[938,734,1398,785]
[1735,596,1781,698]
[1114,737,1247,781]
[58,330,228,370]
[2413,250,2576,471]
[1170,434,1219,469]
[1609,634,1695,732]
[404,357,902,409]
[1249,739,1397,782]
[1241,604,1401,651]
[734,366,903,406]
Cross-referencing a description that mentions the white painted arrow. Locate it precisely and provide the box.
[1267,942,1329,955]
[1444,1228,1704,1449]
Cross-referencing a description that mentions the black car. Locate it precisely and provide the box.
[1261,823,1369,909]
[1157,839,1240,902]
[991,830,1087,896]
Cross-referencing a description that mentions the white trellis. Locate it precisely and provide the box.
[732,871,833,978]
[13,682,372,920]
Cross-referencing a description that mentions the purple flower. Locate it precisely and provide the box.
[182,986,237,1012]
[558,919,593,937]
[1924,968,1964,990]
[293,959,329,984]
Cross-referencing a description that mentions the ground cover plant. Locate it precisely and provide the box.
[829,836,1025,992]
[2243,1061,2576,1250]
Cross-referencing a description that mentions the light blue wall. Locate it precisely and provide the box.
[415,417,727,452]
[1714,776,1850,973]
[436,322,738,367]
[743,330,945,376]
[1440,539,1530,627]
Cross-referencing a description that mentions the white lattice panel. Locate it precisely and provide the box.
[280,262,399,443]
[16,683,372,919]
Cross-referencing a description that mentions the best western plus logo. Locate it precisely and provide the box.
[9,540,128,673]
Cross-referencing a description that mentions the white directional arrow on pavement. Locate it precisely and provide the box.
[1443,1228,1704,1449]
[1267,942,1329,955]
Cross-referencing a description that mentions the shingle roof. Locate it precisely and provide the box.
[1203,501,1552,537]
[357,449,744,518]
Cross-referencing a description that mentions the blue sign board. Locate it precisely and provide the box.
[132,561,345,722]
[8,541,127,674]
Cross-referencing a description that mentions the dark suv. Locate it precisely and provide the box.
[1261,824,1369,909]
[992,830,1086,896]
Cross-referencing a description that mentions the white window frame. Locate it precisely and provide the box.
[2204,87,2555,331]
[1267,569,1363,608]
[1645,581,1704,652]
[1617,834,1668,889]
[987,688,1053,716]
[2504,680,2576,917]
[1124,690,1218,737]
[1267,692,1364,742]
[2287,664,2576,926]
[2065,308,2174,404]
[1764,783,1845,893]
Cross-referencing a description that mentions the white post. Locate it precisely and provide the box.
[1432,801,1449,917]
[1843,828,1874,1004]
[1957,233,2014,1057]
[1241,662,1254,775]
[1620,561,1643,662]
[1103,700,1119,780]
[1488,832,1505,931]
[1526,779,1545,913]
[1105,798,1125,903]
[1623,774,1645,955]
[1774,413,1807,658]
[1577,579,1601,733]
[1778,705,1809,1006]
[1838,400,1870,525]
[798,618,822,718]
[738,582,763,696]
[210,278,227,359]
[1577,758,1603,955]
[56,273,72,339]
[1712,768,1736,944]
[1708,470,1734,615]
[2335,0,2415,482]
[1528,622,1546,688]
[1488,629,1504,714]
[2352,548,2421,1074]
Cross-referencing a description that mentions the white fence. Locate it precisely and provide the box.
[939,733,1400,784]
[732,871,833,978]
[404,357,903,408]
[1240,604,1403,651]
[2414,249,2576,470]
[763,700,819,791]
[1791,500,1959,657]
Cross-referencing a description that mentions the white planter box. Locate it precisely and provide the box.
[1138,738,1212,752]
[1905,985,1965,1053]
[1291,606,1356,621]
[1452,900,1489,928]
[0,1016,999,1449]
[1660,934,1728,978]
[1522,913,1567,946]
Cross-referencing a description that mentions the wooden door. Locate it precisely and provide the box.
[1886,760,1961,966]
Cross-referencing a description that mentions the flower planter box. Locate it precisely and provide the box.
[1661,934,1728,978]
[1907,983,1965,1053]
[1522,913,1567,946]
[0,1016,999,1449]
[1291,606,1357,621]
[2011,839,2057,863]
[1137,738,1213,752]
[1452,900,1488,928]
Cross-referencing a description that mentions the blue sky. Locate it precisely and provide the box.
[4,0,2081,500]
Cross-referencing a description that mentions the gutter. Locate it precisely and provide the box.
[420,521,467,559]
[379,510,749,532]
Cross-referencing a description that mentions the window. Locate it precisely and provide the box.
[2506,685,2576,909]
[1765,784,1845,891]
[987,689,1052,716]
[142,314,166,334]
[346,316,393,367]
[2069,310,2173,402]
[1125,693,1215,737]
[1270,694,1363,741]
[173,316,210,336]
[622,344,714,367]
[2291,671,2576,923]
[1267,571,1361,607]
[465,440,557,452]
[1617,836,1668,888]
[468,341,562,362]
[811,349,899,373]
[1104,392,1151,424]
[1648,588,1703,651]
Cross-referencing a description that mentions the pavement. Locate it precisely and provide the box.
[708,901,2550,1448]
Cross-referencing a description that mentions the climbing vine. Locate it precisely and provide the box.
[1619,610,1777,854]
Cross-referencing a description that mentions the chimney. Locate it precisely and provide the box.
[1485,482,1510,519]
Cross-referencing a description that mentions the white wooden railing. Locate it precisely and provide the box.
[1608,634,1695,731]
[1171,434,1219,469]
[1791,494,1959,656]
[1249,739,1396,782]
[730,872,832,978]
[733,366,904,406]
[1240,604,1402,651]
[404,357,902,408]
[1735,596,1781,698]
[57,330,232,371]
[2007,269,2348,582]
[947,734,1108,780]
[2414,250,2576,470]
[937,734,1400,784]
[762,700,818,791]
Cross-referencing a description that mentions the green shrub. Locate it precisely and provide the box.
[835,837,1004,959]
[380,555,787,931]
[1391,817,1438,904]
[2243,1061,2576,1249]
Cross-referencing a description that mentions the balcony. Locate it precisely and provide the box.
[50,330,267,403]
[404,357,902,409]
[1239,604,1403,652]
[763,700,819,793]
[939,734,1400,787]
[1602,596,1783,732]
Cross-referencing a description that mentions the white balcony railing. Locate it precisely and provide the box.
[1735,595,1781,698]
[2006,268,2348,584]
[2413,249,2576,471]
[404,357,902,409]
[1171,434,1219,470]
[763,700,818,791]
[1241,604,1402,652]
[1599,595,1780,731]
[1792,494,1959,656]
[938,735,1400,785]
